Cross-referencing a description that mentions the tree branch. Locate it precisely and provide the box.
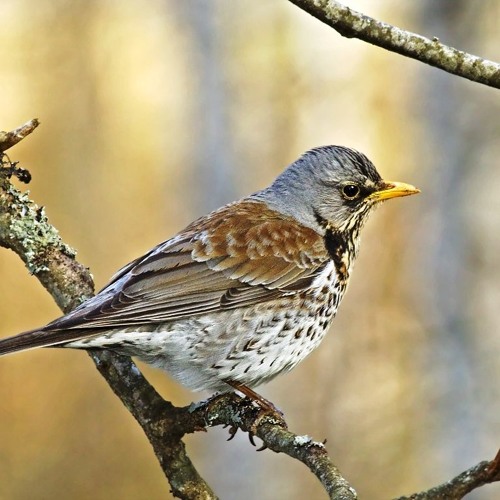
[395,449,500,499]
[185,394,357,499]
[89,352,218,500]
[0,118,40,152]
[287,0,500,89]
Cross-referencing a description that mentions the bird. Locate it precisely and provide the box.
[0,146,419,408]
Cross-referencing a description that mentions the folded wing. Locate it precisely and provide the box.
[0,201,330,353]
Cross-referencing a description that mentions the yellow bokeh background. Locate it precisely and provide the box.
[0,1,499,499]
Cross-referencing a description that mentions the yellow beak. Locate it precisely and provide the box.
[367,181,420,202]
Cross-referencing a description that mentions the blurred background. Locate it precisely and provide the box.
[0,0,499,498]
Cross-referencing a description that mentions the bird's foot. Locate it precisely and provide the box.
[223,379,284,417]
[216,380,287,450]
[224,423,267,451]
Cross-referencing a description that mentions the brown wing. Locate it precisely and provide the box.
[43,200,330,331]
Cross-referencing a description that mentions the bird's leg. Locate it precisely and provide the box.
[224,379,283,416]
[199,384,284,449]
[223,379,286,451]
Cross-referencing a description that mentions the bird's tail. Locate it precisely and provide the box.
[0,328,88,356]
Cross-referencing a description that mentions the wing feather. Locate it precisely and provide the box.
[42,201,330,333]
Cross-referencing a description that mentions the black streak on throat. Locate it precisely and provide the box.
[324,229,348,278]
[313,209,349,279]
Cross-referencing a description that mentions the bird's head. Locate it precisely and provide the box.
[256,145,420,236]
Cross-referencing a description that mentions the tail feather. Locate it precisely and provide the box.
[0,328,92,356]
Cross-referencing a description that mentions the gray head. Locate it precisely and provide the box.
[253,145,419,235]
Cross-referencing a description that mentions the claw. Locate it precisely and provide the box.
[248,431,267,451]
[227,425,238,441]
[248,432,257,447]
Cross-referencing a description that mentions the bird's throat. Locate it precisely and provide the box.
[313,208,355,281]
[323,228,352,280]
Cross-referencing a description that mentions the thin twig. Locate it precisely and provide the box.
[0,119,40,152]
[185,393,357,499]
[395,449,500,499]
[287,0,500,89]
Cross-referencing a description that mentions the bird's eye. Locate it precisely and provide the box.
[341,184,360,200]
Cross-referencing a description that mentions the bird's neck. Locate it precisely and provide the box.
[311,209,362,282]
[322,227,360,282]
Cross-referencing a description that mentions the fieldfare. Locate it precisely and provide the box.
[0,146,419,405]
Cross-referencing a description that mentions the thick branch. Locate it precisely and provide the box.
[90,352,218,500]
[0,166,94,311]
[288,0,500,89]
